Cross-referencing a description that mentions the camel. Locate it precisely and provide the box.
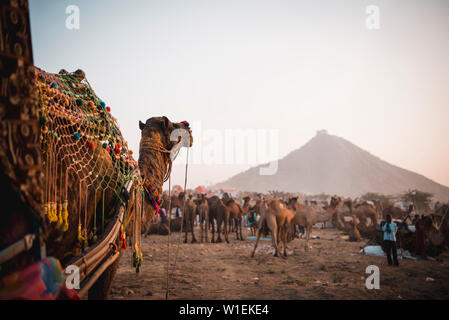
[1,67,193,299]
[179,192,197,243]
[348,218,362,242]
[332,199,378,233]
[426,205,449,251]
[207,196,230,243]
[222,193,244,240]
[291,197,341,251]
[251,199,296,258]
[382,203,414,220]
[197,194,209,243]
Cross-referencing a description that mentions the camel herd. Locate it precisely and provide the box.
[147,191,449,260]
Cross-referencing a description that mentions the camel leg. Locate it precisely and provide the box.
[200,217,204,243]
[191,217,197,243]
[216,218,222,243]
[224,217,230,243]
[239,217,244,240]
[205,215,209,243]
[211,219,215,243]
[266,215,279,257]
[305,225,312,251]
[235,218,240,240]
[282,226,288,257]
[251,226,263,257]
[184,218,188,243]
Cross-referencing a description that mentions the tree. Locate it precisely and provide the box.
[312,193,331,201]
[360,192,395,204]
[400,189,433,212]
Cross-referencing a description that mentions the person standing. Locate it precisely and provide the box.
[382,214,399,266]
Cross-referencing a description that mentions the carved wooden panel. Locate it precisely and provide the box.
[0,0,42,212]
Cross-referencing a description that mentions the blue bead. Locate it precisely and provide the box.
[51,82,56,88]
[100,101,106,109]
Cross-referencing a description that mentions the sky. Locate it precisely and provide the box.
[29,0,449,190]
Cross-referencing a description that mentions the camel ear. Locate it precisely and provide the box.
[162,116,170,129]
[139,120,145,130]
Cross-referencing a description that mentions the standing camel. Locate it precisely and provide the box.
[291,197,341,251]
[207,196,230,243]
[251,199,295,258]
[223,193,245,240]
[197,194,209,243]
[179,192,197,243]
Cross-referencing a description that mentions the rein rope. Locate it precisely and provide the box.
[165,147,189,300]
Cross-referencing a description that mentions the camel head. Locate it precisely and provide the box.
[222,192,231,201]
[139,116,193,151]
[330,196,342,209]
[138,116,193,232]
[250,199,267,216]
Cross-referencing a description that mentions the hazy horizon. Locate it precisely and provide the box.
[29,0,449,190]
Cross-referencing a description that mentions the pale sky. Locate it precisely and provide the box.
[29,0,449,190]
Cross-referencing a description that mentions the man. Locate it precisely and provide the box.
[381,214,399,266]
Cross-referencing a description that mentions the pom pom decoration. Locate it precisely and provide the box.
[100,101,106,109]
[50,82,57,88]
[88,101,95,108]
[73,132,81,140]
[106,106,111,112]
[120,224,127,250]
[115,143,122,154]
[89,141,95,150]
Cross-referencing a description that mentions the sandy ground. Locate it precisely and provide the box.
[110,227,449,300]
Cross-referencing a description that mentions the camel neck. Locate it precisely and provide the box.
[138,147,169,199]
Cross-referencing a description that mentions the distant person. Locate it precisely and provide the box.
[414,215,427,259]
[381,214,399,266]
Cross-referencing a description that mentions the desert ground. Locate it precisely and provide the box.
[111,227,449,300]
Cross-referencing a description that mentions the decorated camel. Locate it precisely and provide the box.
[1,68,192,299]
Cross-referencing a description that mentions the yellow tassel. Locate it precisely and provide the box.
[48,202,58,222]
[57,202,63,226]
[62,201,69,232]
[77,224,84,242]
[83,229,88,248]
